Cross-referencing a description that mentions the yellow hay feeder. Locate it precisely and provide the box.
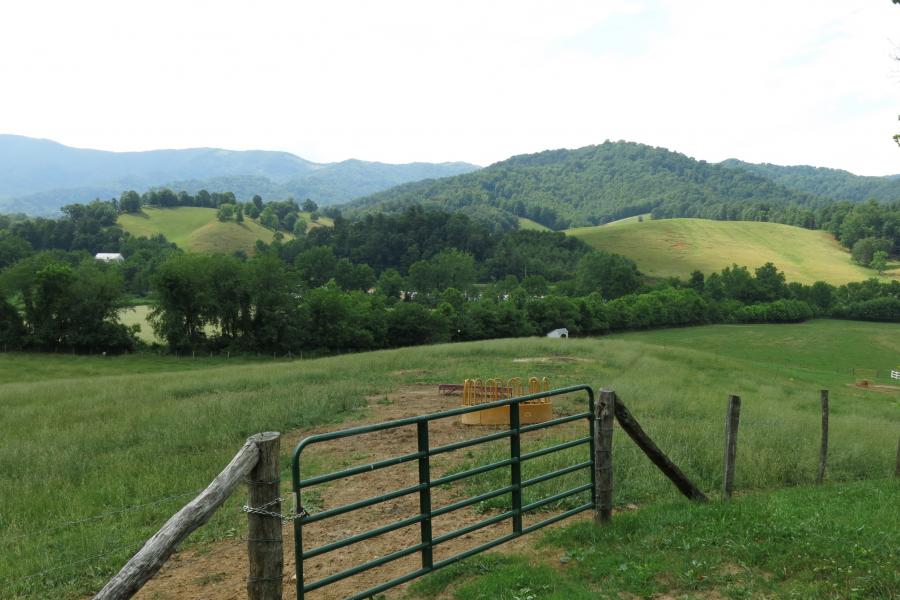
[460,376,553,425]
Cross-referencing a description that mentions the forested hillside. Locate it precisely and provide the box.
[0,135,478,215]
[346,141,816,229]
[720,159,900,203]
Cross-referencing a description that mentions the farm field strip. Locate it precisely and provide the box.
[567,218,895,284]
[1,320,897,598]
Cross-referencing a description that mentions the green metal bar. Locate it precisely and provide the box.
[519,411,592,434]
[298,449,424,488]
[520,460,592,489]
[431,531,519,570]
[521,482,593,513]
[294,487,304,600]
[521,502,595,534]
[510,402,523,533]
[588,387,597,513]
[345,568,432,600]
[432,510,515,546]
[303,542,428,593]
[302,513,426,560]
[429,428,513,456]
[417,421,433,569]
[430,484,515,518]
[520,436,591,462]
[291,384,596,600]
[430,457,514,487]
[292,384,596,461]
[345,502,593,600]
[302,482,426,524]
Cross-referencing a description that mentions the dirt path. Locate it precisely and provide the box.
[135,384,592,600]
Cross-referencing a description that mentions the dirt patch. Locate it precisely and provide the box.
[390,369,433,377]
[670,242,689,250]
[850,380,900,394]
[135,387,592,600]
[512,356,592,364]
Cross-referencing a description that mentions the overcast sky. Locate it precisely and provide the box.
[1,1,898,174]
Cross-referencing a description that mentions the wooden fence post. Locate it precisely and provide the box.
[816,390,829,484]
[723,395,741,499]
[246,432,283,600]
[895,435,900,479]
[593,389,616,524]
[613,399,708,502]
[94,436,264,600]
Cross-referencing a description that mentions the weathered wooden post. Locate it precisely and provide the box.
[246,432,283,600]
[613,399,708,502]
[895,435,900,479]
[816,390,829,484]
[723,395,741,499]
[593,389,615,524]
[94,435,265,600]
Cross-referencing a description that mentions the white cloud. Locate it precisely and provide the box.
[0,0,896,174]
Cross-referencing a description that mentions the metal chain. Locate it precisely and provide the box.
[241,496,308,523]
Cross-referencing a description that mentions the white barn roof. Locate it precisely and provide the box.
[95,253,124,262]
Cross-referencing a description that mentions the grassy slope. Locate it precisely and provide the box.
[567,218,893,284]
[517,217,550,231]
[118,207,282,254]
[411,478,899,599]
[2,321,898,597]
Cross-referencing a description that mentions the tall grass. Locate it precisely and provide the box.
[1,320,897,597]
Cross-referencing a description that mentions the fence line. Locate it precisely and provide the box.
[6,488,205,542]
[4,541,145,585]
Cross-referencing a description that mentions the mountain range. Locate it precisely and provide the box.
[344,141,900,229]
[0,135,479,215]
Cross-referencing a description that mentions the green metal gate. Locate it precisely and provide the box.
[291,384,596,599]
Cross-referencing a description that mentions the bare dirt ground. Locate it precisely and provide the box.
[850,379,900,394]
[135,383,592,600]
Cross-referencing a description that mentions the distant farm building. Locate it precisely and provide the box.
[546,328,569,338]
[95,253,124,262]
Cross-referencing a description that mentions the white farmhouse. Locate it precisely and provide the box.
[95,253,124,262]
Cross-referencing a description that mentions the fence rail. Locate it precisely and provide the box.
[291,384,596,600]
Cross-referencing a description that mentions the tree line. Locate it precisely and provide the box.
[3,201,900,355]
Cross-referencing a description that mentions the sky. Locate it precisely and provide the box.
[0,0,898,175]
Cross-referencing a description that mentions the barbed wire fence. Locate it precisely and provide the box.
[2,487,207,593]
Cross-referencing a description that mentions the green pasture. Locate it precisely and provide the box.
[117,207,283,255]
[1,320,897,597]
[567,218,895,285]
[118,304,158,343]
[410,478,899,599]
[517,217,550,231]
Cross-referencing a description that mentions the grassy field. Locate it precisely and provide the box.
[410,478,899,599]
[1,320,897,597]
[118,305,159,343]
[300,210,334,230]
[118,207,284,254]
[567,218,896,285]
[517,217,550,231]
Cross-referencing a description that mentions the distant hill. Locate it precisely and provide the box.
[118,207,286,255]
[0,135,479,215]
[720,159,900,203]
[567,218,895,285]
[345,141,817,230]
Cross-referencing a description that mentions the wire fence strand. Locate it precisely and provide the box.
[3,540,145,585]
[6,488,204,541]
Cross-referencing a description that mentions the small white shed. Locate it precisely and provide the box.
[546,328,569,338]
[95,253,124,262]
